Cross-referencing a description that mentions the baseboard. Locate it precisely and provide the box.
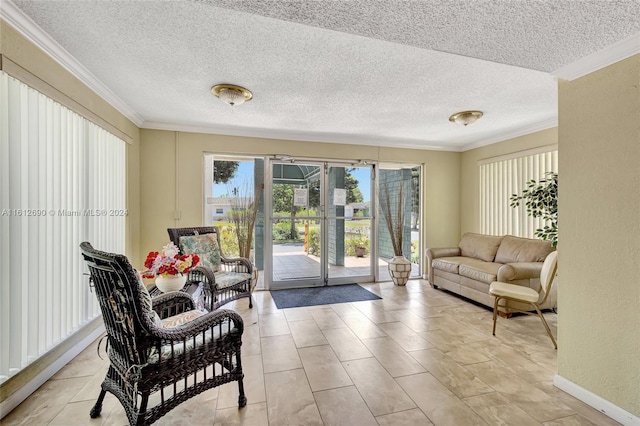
[554,374,640,425]
[0,323,105,419]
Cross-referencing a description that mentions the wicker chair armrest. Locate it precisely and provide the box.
[150,309,244,340]
[188,266,216,284]
[220,256,253,273]
[151,292,195,318]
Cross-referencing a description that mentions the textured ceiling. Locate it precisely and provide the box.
[6,0,640,151]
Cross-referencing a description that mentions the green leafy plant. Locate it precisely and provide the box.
[308,227,320,256]
[272,221,295,242]
[510,172,558,247]
[346,235,369,256]
[218,225,240,256]
[410,241,419,263]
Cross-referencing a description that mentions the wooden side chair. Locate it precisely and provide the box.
[80,242,246,425]
[489,250,559,348]
[167,227,254,310]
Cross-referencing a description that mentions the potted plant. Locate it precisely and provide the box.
[142,242,200,292]
[380,181,411,285]
[510,172,558,247]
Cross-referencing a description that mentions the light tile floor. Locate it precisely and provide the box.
[2,281,621,426]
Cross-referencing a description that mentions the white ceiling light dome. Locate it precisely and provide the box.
[211,84,253,106]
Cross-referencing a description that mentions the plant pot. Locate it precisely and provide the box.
[388,255,411,286]
[355,246,365,257]
[155,274,187,293]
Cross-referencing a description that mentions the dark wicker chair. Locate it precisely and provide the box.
[80,242,246,426]
[167,227,254,310]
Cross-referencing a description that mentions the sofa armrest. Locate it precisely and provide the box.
[425,247,461,285]
[426,247,461,261]
[497,262,543,282]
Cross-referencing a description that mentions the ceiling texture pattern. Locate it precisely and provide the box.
[5,0,640,151]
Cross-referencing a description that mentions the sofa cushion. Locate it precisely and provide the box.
[432,256,496,274]
[432,257,463,274]
[458,233,503,262]
[494,235,555,264]
[459,261,502,284]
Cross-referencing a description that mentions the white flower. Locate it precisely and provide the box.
[162,241,180,258]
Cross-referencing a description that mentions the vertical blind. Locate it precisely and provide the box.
[0,71,126,383]
[480,148,558,238]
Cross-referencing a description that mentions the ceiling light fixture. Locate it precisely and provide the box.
[211,84,253,106]
[449,110,483,126]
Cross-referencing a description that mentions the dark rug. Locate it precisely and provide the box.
[270,284,382,309]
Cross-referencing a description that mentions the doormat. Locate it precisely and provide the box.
[270,284,382,309]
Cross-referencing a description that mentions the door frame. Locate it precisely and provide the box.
[264,157,377,289]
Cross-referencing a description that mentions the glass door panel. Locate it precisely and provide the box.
[272,218,322,282]
[326,165,374,284]
[378,165,421,280]
[270,161,324,288]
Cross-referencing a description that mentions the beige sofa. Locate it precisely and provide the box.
[426,233,556,313]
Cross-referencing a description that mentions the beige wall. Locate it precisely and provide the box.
[139,129,461,266]
[460,128,558,235]
[1,20,142,264]
[558,55,640,416]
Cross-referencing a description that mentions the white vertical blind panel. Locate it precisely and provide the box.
[0,71,126,383]
[0,73,10,381]
[480,149,558,239]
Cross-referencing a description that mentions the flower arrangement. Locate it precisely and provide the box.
[141,242,200,278]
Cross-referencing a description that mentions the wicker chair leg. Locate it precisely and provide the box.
[89,389,107,418]
[238,378,247,407]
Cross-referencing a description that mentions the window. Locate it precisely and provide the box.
[0,71,126,382]
[479,146,557,238]
[215,208,224,214]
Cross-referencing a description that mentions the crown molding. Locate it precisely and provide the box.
[552,32,640,81]
[0,1,144,126]
[142,121,454,151]
[459,116,558,152]
[145,118,560,153]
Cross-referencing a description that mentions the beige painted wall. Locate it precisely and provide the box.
[460,128,558,235]
[1,20,142,264]
[558,55,640,416]
[139,129,461,267]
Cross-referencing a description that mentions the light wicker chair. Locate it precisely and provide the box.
[167,227,254,310]
[80,242,246,425]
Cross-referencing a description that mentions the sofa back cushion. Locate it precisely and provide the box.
[458,233,503,262]
[494,235,555,264]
